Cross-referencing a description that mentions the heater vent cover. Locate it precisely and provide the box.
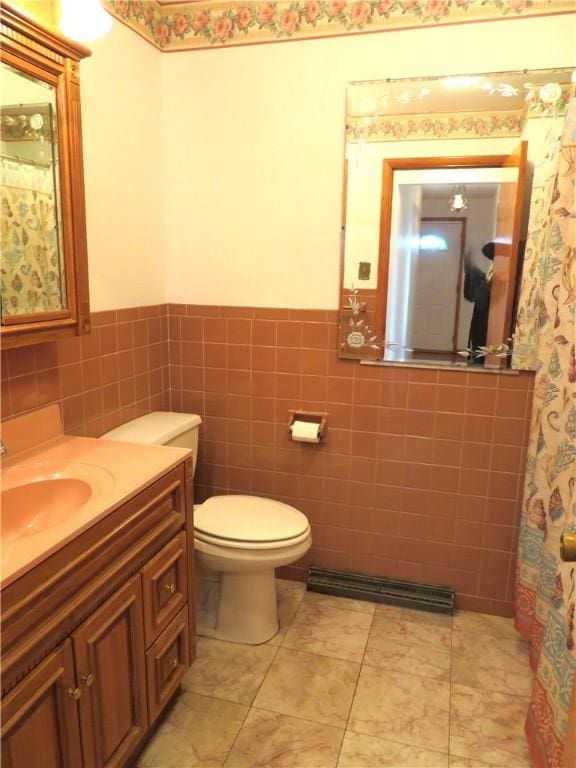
[307,566,455,614]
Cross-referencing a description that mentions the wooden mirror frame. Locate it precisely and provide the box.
[373,146,527,365]
[0,2,91,349]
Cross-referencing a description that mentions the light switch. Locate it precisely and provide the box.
[358,262,371,280]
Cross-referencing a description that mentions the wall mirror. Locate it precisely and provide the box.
[339,68,572,369]
[0,3,91,349]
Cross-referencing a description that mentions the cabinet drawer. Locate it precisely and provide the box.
[145,606,190,725]
[142,533,188,647]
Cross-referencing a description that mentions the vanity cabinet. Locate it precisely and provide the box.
[0,460,196,768]
[0,3,91,348]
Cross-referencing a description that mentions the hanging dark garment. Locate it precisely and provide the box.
[463,261,491,359]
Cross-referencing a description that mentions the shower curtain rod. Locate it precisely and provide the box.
[0,152,52,168]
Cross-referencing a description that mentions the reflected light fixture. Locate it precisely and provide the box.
[60,0,112,43]
[448,185,469,212]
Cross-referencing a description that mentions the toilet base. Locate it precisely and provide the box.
[196,567,280,645]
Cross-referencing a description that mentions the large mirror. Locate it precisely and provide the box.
[0,63,66,319]
[339,68,572,368]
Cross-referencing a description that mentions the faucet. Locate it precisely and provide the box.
[0,440,7,457]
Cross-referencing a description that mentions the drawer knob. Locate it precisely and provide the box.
[163,583,176,594]
[168,656,178,669]
[81,673,95,687]
[67,687,82,700]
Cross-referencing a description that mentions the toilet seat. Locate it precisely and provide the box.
[194,495,309,547]
[194,527,311,550]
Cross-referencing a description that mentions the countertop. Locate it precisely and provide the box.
[1,406,191,588]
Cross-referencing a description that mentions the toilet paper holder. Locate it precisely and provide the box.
[288,410,328,442]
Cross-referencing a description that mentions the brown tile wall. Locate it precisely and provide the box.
[0,301,534,617]
[1,305,170,435]
[168,303,534,617]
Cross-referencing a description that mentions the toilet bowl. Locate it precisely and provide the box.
[194,494,311,644]
[102,412,312,645]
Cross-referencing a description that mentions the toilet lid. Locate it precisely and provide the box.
[194,495,309,543]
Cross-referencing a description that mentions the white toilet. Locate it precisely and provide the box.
[102,411,312,644]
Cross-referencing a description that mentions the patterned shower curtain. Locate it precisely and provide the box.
[0,156,62,315]
[514,95,576,768]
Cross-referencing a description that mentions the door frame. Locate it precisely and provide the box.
[375,147,527,352]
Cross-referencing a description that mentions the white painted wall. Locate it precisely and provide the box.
[80,19,164,310]
[160,15,576,309]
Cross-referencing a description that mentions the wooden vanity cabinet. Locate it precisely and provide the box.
[0,459,196,768]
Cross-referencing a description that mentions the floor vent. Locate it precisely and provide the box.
[307,566,455,614]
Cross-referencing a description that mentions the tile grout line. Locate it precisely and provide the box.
[219,582,306,766]
[448,613,455,764]
[333,600,376,767]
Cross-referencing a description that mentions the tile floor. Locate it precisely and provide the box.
[138,580,533,768]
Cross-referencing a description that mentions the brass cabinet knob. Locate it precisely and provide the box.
[168,656,178,668]
[560,531,576,562]
[80,673,95,687]
[67,687,81,700]
[163,583,176,594]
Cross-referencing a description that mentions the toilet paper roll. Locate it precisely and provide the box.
[291,420,320,443]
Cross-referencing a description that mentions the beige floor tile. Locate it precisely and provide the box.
[375,603,453,629]
[282,600,372,662]
[224,708,343,767]
[267,579,307,647]
[451,631,532,696]
[450,684,531,767]
[348,666,450,753]
[367,610,452,652]
[276,579,307,598]
[338,731,448,767]
[137,691,248,767]
[452,611,519,640]
[449,757,502,768]
[182,637,277,705]
[363,635,450,681]
[253,647,360,728]
[302,590,376,615]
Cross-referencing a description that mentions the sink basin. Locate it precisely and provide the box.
[2,478,92,540]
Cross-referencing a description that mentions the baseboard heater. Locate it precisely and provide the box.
[307,566,455,614]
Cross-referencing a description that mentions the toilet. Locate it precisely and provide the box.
[102,411,312,644]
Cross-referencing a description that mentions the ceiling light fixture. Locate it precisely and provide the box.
[60,0,112,43]
[448,185,469,212]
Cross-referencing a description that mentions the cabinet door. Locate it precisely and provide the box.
[1,640,82,768]
[141,532,188,646]
[72,575,148,768]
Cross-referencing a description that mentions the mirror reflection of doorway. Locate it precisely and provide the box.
[408,218,464,358]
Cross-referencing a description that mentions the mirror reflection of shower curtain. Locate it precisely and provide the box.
[0,156,64,317]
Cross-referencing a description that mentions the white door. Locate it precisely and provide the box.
[407,219,463,352]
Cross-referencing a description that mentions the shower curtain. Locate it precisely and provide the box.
[0,155,62,315]
[514,96,576,768]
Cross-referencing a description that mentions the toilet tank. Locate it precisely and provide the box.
[102,411,202,474]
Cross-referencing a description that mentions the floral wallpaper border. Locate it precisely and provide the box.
[347,109,525,142]
[106,0,576,51]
